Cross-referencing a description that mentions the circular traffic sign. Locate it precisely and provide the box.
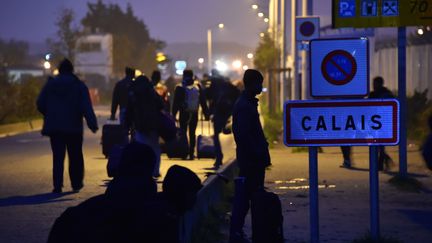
[321,50,357,85]
[300,21,315,37]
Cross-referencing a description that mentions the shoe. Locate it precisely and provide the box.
[52,188,62,193]
[188,154,195,160]
[72,185,83,193]
[340,160,351,168]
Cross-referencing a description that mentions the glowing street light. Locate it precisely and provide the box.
[260,32,265,38]
[242,65,249,71]
[207,23,224,73]
[258,12,264,18]
[264,17,269,23]
[252,4,258,10]
[418,28,424,35]
[43,61,51,70]
[232,60,242,69]
[198,58,204,64]
[247,53,254,59]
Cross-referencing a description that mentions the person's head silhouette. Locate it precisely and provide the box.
[117,142,156,178]
[373,76,384,91]
[243,69,264,96]
[58,58,74,75]
[125,67,135,79]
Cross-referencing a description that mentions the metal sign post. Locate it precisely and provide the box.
[369,146,380,240]
[284,99,400,242]
[309,146,319,243]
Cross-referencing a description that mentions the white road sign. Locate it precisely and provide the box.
[284,99,399,146]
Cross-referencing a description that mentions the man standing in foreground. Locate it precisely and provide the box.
[229,69,271,243]
[37,59,98,193]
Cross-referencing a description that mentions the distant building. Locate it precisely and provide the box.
[74,33,113,86]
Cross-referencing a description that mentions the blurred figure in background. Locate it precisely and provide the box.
[172,70,209,160]
[369,76,395,171]
[37,58,98,193]
[126,75,165,177]
[110,67,135,124]
[151,70,170,113]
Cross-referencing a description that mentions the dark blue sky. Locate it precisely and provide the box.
[0,0,332,47]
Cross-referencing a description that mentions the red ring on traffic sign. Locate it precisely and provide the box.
[321,50,357,85]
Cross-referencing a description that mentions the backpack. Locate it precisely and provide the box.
[183,84,200,112]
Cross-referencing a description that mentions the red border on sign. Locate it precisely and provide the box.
[309,38,370,98]
[321,50,357,85]
[284,100,399,146]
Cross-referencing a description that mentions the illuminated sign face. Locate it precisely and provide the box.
[310,38,369,98]
[332,0,432,28]
[283,99,399,146]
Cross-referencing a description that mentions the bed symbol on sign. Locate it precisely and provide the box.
[321,50,357,86]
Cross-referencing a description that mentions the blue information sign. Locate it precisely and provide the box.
[382,0,399,16]
[339,0,356,17]
[310,38,369,97]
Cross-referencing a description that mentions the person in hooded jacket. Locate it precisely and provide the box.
[47,142,202,243]
[37,58,98,193]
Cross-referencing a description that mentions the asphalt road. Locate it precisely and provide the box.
[0,111,235,243]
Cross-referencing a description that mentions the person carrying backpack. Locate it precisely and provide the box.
[172,69,209,160]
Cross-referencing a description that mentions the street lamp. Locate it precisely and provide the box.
[207,23,224,74]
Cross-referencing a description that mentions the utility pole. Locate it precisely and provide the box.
[291,0,298,100]
[301,0,313,100]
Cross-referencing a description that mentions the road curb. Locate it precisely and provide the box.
[180,159,237,243]
[0,119,43,138]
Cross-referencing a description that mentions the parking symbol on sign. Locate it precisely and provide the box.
[382,0,398,16]
[339,0,356,17]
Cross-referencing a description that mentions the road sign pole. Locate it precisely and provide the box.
[309,146,319,243]
[398,27,407,177]
[369,146,380,241]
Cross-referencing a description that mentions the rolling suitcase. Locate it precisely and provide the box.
[251,190,284,243]
[197,114,215,159]
[165,128,189,159]
[101,121,128,158]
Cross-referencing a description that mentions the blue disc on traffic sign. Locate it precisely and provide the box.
[321,50,357,85]
[300,21,315,37]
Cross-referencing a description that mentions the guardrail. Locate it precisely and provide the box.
[179,159,237,243]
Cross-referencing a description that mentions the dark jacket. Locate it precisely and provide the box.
[111,77,133,117]
[172,82,209,119]
[126,77,164,134]
[47,177,180,243]
[369,87,394,99]
[208,79,240,121]
[36,74,98,136]
[232,91,270,172]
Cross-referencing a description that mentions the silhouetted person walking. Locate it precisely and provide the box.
[126,75,165,177]
[369,76,395,171]
[37,58,98,193]
[172,69,209,160]
[230,69,271,243]
[207,76,240,168]
[110,67,135,124]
